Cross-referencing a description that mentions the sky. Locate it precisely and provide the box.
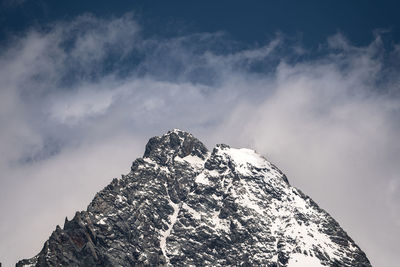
[0,1,400,266]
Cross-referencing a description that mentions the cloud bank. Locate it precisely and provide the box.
[0,14,399,266]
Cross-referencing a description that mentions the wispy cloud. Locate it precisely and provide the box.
[0,14,399,266]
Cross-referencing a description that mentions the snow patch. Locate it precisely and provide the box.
[175,154,205,169]
[116,195,127,203]
[218,147,270,175]
[98,218,107,225]
[237,186,264,214]
[195,173,210,185]
[143,157,156,165]
[182,203,201,220]
[287,253,325,267]
[160,198,181,263]
[210,211,230,232]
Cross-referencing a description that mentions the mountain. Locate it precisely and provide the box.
[17,129,371,266]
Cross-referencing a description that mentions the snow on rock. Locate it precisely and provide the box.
[160,197,181,264]
[194,172,210,185]
[174,154,206,169]
[225,147,268,168]
[288,253,326,267]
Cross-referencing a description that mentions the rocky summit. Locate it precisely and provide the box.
[17,129,371,267]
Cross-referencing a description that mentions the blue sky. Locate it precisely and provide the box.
[1,1,400,266]
[2,0,400,47]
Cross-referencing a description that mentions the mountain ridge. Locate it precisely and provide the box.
[17,129,371,266]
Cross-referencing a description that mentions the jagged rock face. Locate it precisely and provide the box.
[17,129,371,267]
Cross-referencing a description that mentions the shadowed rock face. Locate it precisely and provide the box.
[17,129,371,267]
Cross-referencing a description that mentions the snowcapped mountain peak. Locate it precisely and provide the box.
[17,130,371,267]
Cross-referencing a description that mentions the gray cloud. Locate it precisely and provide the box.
[0,15,399,266]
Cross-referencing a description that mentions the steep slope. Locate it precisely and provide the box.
[17,129,371,266]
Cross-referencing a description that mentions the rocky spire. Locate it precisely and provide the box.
[143,129,208,165]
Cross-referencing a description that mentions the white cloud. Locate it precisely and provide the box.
[0,15,399,266]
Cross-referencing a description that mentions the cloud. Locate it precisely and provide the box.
[0,15,399,266]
